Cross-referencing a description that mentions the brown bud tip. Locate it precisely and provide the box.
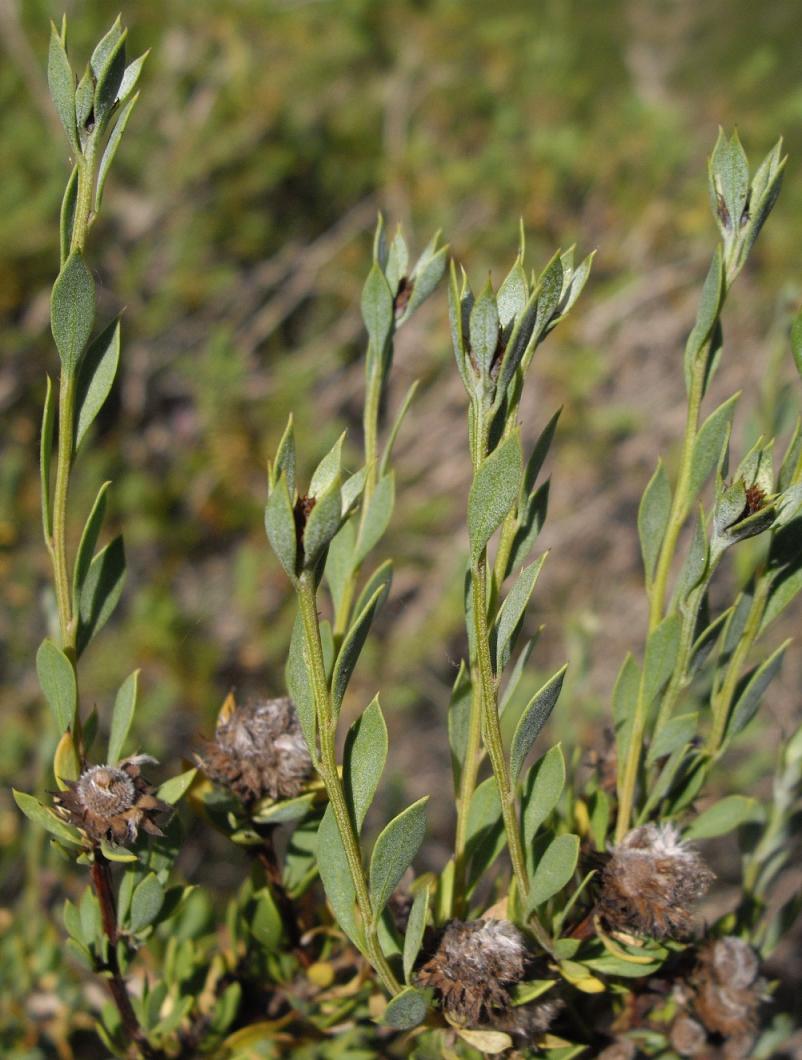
[197,696,312,806]
[599,823,714,939]
[416,919,528,1027]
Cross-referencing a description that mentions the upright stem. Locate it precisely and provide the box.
[297,572,400,995]
[52,371,77,653]
[706,575,769,756]
[616,358,707,841]
[90,854,156,1059]
[472,556,531,900]
[452,677,482,914]
[648,360,706,632]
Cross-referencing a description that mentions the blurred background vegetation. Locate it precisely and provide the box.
[2,0,802,1051]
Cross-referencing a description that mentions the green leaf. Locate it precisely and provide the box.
[59,164,79,265]
[90,17,123,77]
[493,554,546,674]
[331,585,383,720]
[685,795,764,840]
[129,873,165,933]
[677,505,708,599]
[353,559,393,623]
[324,520,355,614]
[51,251,96,376]
[36,639,77,733]
[265,476,297,582]
[48,25,78,152]
[13,790,82,847]
[73,481,111,604]
[447,663,472,788]
[403,884,430,984]
[75,319,121,447]
[369,797,428,918]
[107,670,138,765]
[94,29,127,130]
[77,534,126,655]
[522,744,565,848]
[791,309,802,381]
[382,986,429,1030]
[97,90,140,210]
[497,258,528,328]
[647,712,698,765]
[642,613,681,707]
[684,247,725,385]
[725,640,790,742]
[344,697,387,833]
[355,473,394,566]
[384,227,408,295]
[468,432,522,559]
[465,777,504,889]
[500,639,535,715]
[286,612,316,756]
[638,460,671,586]
[761,566,802,632]
[302,478,342,569]
[40,376,56,541]
[251,790,315,825]
[710,129,750,231]
[361,263,394,355]
[612,653,640,787]
[689,394,739,502]
[401,234,447,322]
[507,479,550,575]
[380,380,419,478]
[79,887,101,948]
[156,768,196,806]
[309,434,344,498]
[509,666,566,783]
[317,805,362,950]
[250,887,283,950]
[469,282,500,372]
[528,833,579,909]
[119,52,148,104]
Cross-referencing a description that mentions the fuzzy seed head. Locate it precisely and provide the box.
[692,937,765,1044]
[198,697,312,805]
[416,919,528,1027]
[54,755,169,846]
[599,823,714,938]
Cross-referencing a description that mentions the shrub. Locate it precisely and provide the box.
[11,15,802,1059]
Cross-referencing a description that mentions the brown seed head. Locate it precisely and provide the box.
[692,937,765,1044]
[54,756,170,846]
[599,823,714,939]
[197,697,312,806]
[416,919,528,1027]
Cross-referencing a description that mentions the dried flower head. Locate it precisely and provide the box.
[416,918,528,1027]
[599,823,714,938]
[691,936,765,1052]
[54,755,170,846]
[197,696,312,806]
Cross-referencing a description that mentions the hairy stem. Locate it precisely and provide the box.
[52,371,77,653]
[647,359,706,632]
[472,556,531,900]
[452,676,482,915]
[297,572,400,995]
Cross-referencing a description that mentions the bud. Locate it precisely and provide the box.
[54,755,169,846]
[416,919,528,1026]
[599,823,714,938]
[197,697,312,807]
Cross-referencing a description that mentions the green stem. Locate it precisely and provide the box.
[648,359,706,632]
[363,361,382,507]
[52,371,77,654]
[706,575,770,757]
[296,571,400,996]
[472,556,531,900]
[452,675,483,915]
